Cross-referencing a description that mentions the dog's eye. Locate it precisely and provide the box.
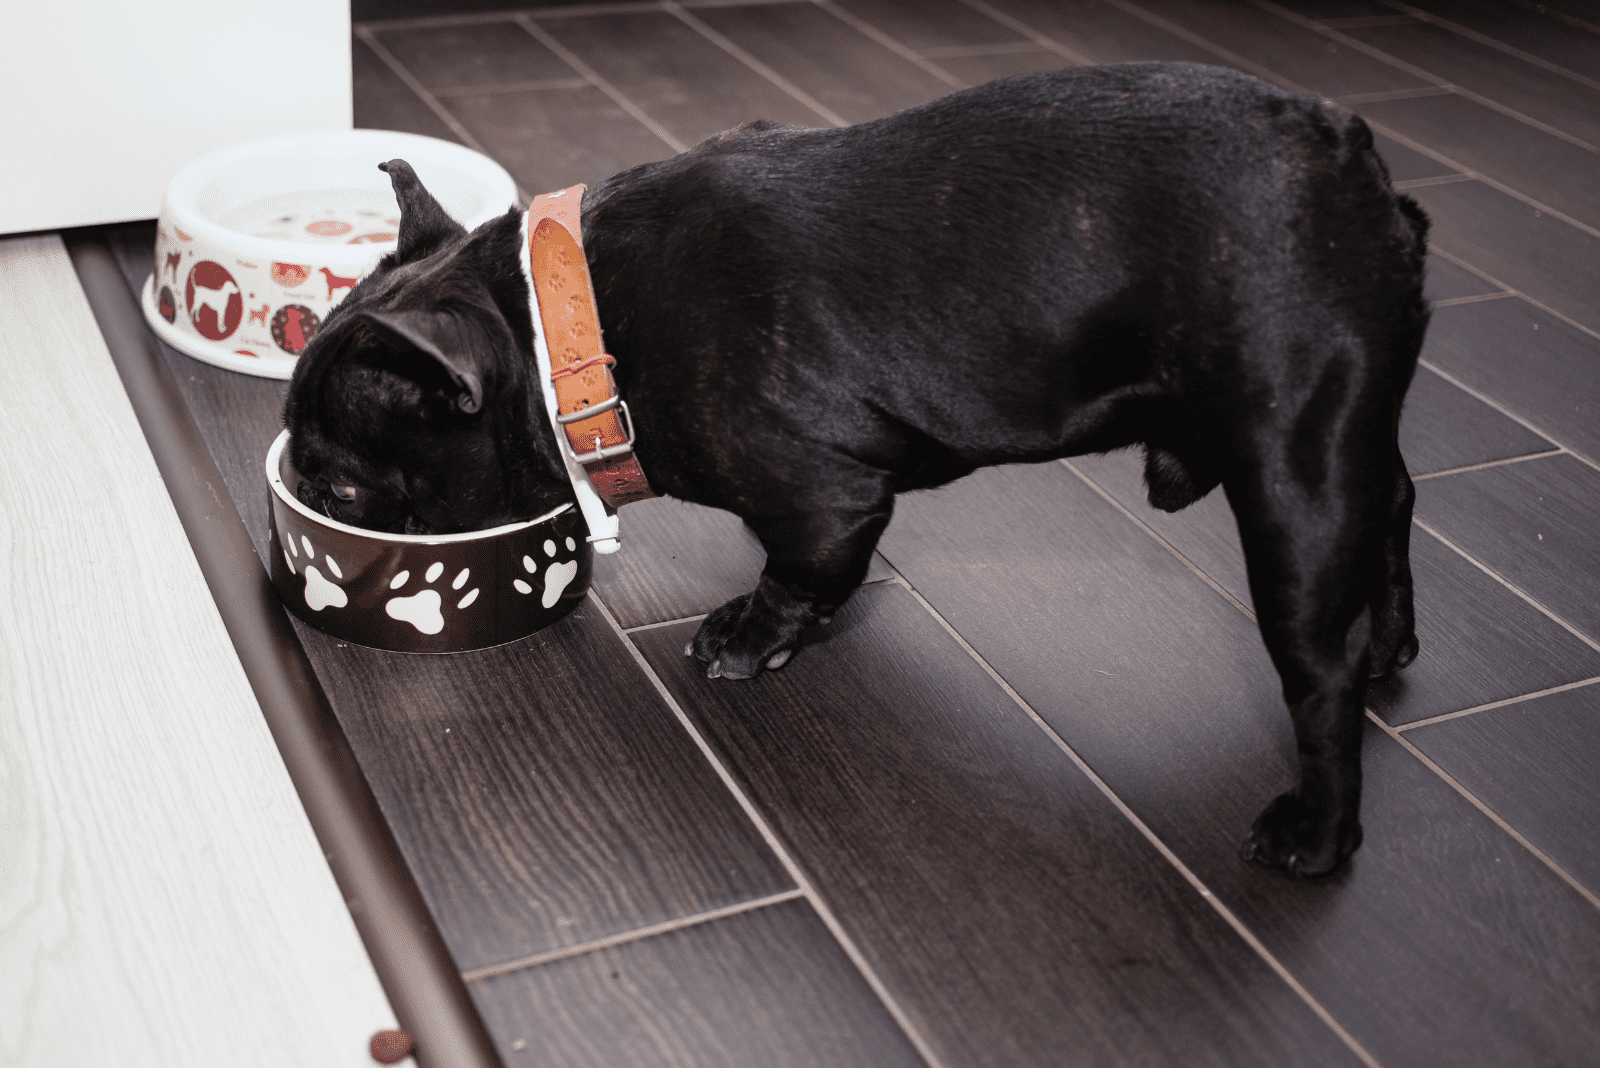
[330,482,359,501]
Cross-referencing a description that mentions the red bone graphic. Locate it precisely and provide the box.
[165,252,182,279]
[319,267,359,299]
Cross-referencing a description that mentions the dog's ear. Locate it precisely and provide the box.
[355,308,485,414]
[379,159,467,263]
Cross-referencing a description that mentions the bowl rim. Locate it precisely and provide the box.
[164,129,517,264]
[266,429,571,545]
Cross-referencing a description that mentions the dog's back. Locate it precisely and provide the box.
[586,63,1427,490]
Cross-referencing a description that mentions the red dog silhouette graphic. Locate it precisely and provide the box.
[319,267,359,300]
[249,303,270,326]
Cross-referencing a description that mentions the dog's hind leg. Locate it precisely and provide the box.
[1227,402,1399,876]
[1368,450,1420,677]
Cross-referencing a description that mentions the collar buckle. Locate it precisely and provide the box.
[566,399,638,466]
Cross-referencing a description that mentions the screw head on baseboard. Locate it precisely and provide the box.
[370,1029,415,1064]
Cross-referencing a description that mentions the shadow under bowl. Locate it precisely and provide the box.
[265,430,590,653]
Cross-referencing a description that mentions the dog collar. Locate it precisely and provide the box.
[518,186,655,554]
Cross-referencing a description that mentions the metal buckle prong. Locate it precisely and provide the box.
[569,399,638,466]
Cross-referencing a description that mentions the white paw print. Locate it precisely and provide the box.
[513,536,578,608]
[286,532,348,612]
[385,562,480,635]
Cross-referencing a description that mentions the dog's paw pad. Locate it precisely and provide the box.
[766,649,793,670]
[1242,792,1360,878]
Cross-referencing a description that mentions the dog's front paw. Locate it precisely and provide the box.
[685,593,799,680]
[1239,792,1361,878]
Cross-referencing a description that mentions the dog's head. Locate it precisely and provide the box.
[283,160,568,534]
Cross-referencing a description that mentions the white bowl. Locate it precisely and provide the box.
[141,129,516,379]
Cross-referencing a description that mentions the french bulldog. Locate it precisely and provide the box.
[284,62,1429,876]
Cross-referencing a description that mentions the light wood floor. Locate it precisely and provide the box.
[0,234,392,1067]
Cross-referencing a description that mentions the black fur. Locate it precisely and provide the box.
[285,64,1429,877]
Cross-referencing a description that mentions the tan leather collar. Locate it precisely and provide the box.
[521,186,656,553]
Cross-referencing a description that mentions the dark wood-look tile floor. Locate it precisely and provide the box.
[100,2,1600,1064]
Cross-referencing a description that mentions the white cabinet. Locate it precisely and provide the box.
[0,0,352,233]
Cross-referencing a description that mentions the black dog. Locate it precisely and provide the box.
[285,63,1428,877]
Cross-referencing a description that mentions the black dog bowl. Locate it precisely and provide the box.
[265,430,591,652]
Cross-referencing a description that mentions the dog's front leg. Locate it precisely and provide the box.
[687,505,891,680]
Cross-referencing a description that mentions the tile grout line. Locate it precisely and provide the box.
[624,611,710,634]
[614,580,898,634]
[1424,247,1600,349]
[1061,459,1259,621]
[353,26,535,205]
[1415,357,1599,475]
[1393,173,1475,191]
[1365,709,1600,913]
[952,0,1095,65]
[1251,0,1600,154]
[432,78,592,98]
[1426,288,1515,304]
[1410,449,1564,482]
[1320,15,1420,29]
[515,14,690,154]
[680,0,821,7]
[461,888,806,982]
[1412,518,1600,656]
[1394,675,1600,733]
[1377,0,1600,93]
[584,590,953,1068]
[1507,0,1600,36]
[871,563,1382,1068]
[810,0,968,89]
[921,41,1053,58]
[660,1,851,127]
[1335,85,1454,104]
